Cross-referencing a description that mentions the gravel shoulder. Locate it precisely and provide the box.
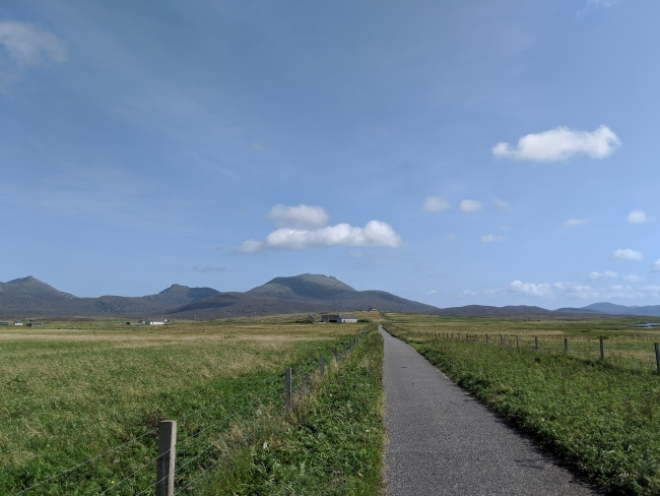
[380,325,598,496]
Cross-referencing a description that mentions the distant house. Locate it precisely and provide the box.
[13,321,23,326]
[145,319,165,325]
[320,313,358,323]
[0,321,8,326]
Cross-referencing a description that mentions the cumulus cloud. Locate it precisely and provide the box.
[622,273,645,283]
[460,290,477,298]
[492,125,620,162]
[627,209,649,224]
[494,198,512,211]
[508,280,559,298]
[460,199,482,213]
[564,218,588,227]
[239,220,403,252]
[480,234,505,243]
[653,259,660,271]
[266,204,329,229]
[613,249,643,261]
[0,21,67,87]
[422,196,450,212]
[589,270,617,281]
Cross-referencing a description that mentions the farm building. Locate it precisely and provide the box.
[13,321,23,326]
[320,313,358,323]
[145,319,165,325]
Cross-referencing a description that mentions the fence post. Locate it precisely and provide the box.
[516,336,519,350]
[333,347,338,362]
[599,337,604,360]
[156,420,177,496]
[500,334,503,345]
[285,367,292,415]
[485,334,489,344]
[320,354,325,376]
[564,338,568,353]
[655,343,660,374]
[535,336,538,350]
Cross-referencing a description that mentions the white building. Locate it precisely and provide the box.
[145,319,165,325]
[13,321,23,326]
[339,314,358,323]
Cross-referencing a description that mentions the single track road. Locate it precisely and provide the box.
[380,325,598,496]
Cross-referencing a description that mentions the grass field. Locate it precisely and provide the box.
[384,312,660,495]
[1,314,379,495]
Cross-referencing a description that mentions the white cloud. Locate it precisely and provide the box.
[239,220,403,252]
[266,204,329,229]
[460,199,482,213]
[564,218,588,227]
[422,196,450,212]
[424,290,438,296]
[612,249,643,261]
[494,198,512,211]
[480,234,505,243]
[622,273,645,283]
[0,21,67,86]
[492,125,620,162]
[508,280,558,298]
[626,209,649,224]
[589,270,617,281]
[460,290,477,298]
[653,259,660,271]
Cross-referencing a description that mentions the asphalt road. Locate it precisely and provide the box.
[380,325,598,496]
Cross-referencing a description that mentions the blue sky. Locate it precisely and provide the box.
[2,0,660,309]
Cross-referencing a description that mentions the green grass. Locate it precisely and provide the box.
[0,320,371,495]
[386,321,660,495]
[203,331,384,495]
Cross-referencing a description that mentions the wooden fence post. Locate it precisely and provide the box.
[485,334,489,344]
[333,347,338,362]
[285,367,292,415]
[655,343,660,374]
[599,337,604,361]
[320,354,325,376]
[564,338,568,353]
[156,420,177,496]
[500,334,503,345]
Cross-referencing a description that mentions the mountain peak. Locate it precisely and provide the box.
[249,274,356,300]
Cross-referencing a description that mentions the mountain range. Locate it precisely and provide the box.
[1,274,659,319]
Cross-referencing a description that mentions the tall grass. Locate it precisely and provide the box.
[1,319,367,495]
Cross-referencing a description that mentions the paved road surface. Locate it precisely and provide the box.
[380,325,598,496]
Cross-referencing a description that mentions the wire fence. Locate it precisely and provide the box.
[385,323,660,373]
[8,330,372,496]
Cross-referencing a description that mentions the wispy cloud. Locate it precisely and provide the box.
[0,21,67,87]
[653,259,660,271]
[612,249,643,261]
[422,196,450,212]
[192,265,226,273]
[240,220,403,252]
[494,198,512,211]
[266,204,329,229]
[622,273,645,283]
[508,280,559,298]
[626,209,650,224]
[589,270,617,281]
[480,234,505,243]
[460,199,482,213]
[564,218,588,227]
[492,125,620,162]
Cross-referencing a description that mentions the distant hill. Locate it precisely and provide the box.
[2,274,658,320]
[167,274,439,319]
[0,276,219,317]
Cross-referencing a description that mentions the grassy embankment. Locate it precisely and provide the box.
[0,315,381,495]
[204,330,385,495]
[385,313,660,495]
